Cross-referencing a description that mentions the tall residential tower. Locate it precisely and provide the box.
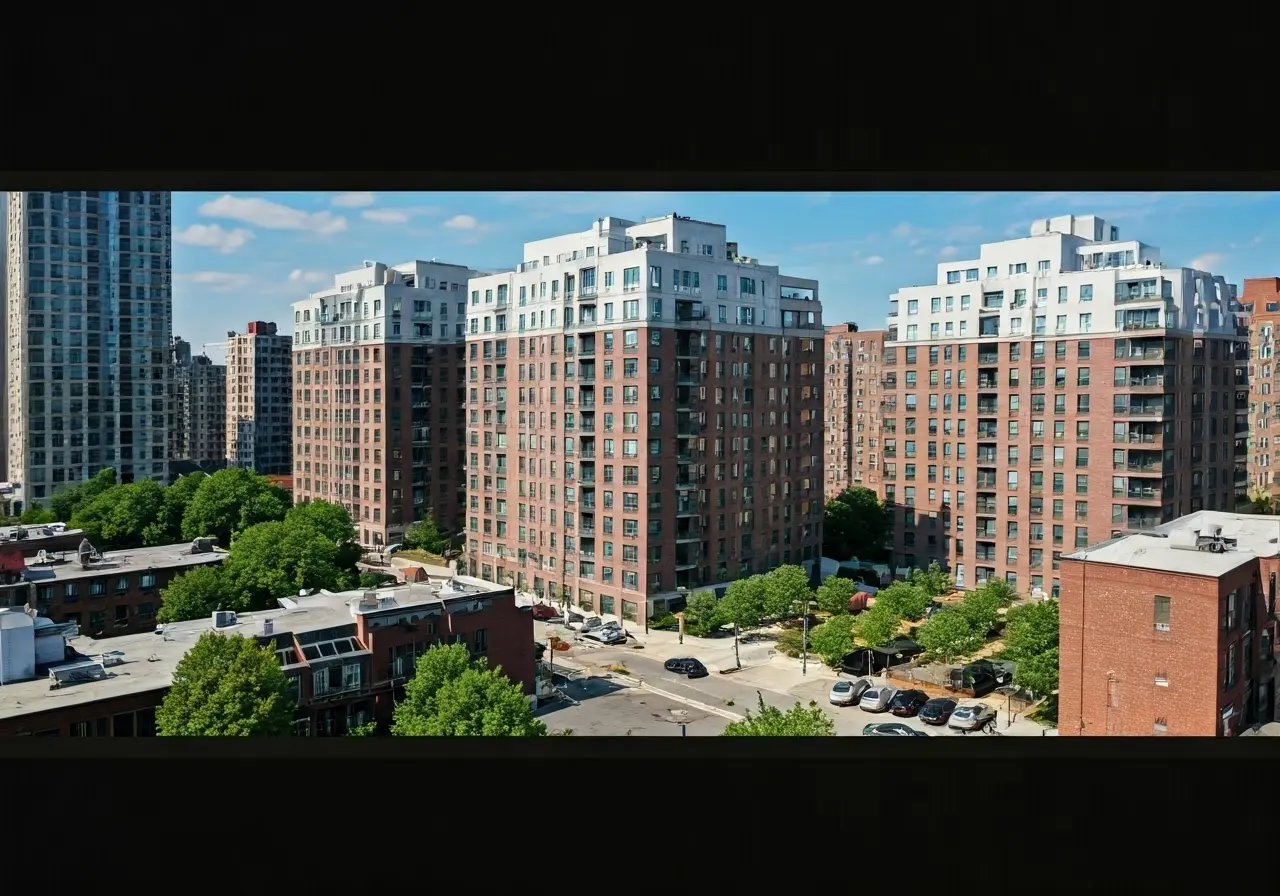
[880,214,1243,597]
[4,190,173,507]
[465,214,824,623]
[225,321,293,475]
[823,324,887,499]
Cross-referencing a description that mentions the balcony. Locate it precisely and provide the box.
[1117,485,1160,501]
[977,352,1000,364]
[1127,516,1160,530]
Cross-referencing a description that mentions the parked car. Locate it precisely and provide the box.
[582,627,627,645]
[829,677,874,706]
[664,657,710,678]
[859,685,901,713]
[948,702,998,732]
[948,659,1016,698]
[531,603,560,620]
[918,697,958,726]
[888,689,930,718]
[569,615,603,633]
[862,722,929,737]
[385,543,404,554]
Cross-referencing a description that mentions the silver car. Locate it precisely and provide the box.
[948,702,998,732]
[858,685,901,713]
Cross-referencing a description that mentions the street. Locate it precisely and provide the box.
[534,675,726,736]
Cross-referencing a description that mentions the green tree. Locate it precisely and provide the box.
[70,479,167,550]
[181,468,291,546]
[1014,647,1060,698]
[156,631,297,736]
[719,575,768,630]
[873,582,933,621]
[347,721,379,736]
[815,575,857,616]
[722,693,836,737]
[403,517,450,554]
[156,566,229,624]
[958,580,1015,634]
[152,472,209,545]
[286,500,362,568]
[908,561,954,598]
[760,564,813,620]
[359,572,397,589]
[809,613,857,666]
[392,643,546,737]
[220,520,360,612]
[915,608,983,662]
[18,503,56,525]
[853,601,901,648]
[49,467,117,523]
[681,589,724,637]
[822,487,890,562]
[1002,600,1060,662]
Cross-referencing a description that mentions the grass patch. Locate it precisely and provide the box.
[607,663,631,675]
[397,548,447,565]
[1027,694,1059,726]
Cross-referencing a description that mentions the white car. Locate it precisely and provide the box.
[582,627,627,645]
[948,702,998,732]
[568,615,602,632]
[859,685,901,713]
[829,678,872,706]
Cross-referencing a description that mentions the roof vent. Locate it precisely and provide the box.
[212,610,237,629]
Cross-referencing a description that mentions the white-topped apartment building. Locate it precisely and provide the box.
[4,190,173,506]
[879,214,1245,597]
[464,213,824,623]
[290,260,475,548]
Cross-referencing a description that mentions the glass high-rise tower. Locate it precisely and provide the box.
[3,191,173,510]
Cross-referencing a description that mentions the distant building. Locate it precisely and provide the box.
[1245,277,1280,502]
[823,324,887,499]
[0,575,533,737]
[172,337,227,469]
[1060,510,1278,736]
[226,321,292,475]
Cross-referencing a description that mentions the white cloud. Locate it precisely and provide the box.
[864,255,885,266]
[443,214,479,230]
[331,192,376,208]
[174,223,253,254]
[289,269,328,285]
[199,194,348,236]
[1188,252,1225,272]
[362,208,410,224]
[182,271,252,292]
[891,223,916,238]
[938,245,960,260]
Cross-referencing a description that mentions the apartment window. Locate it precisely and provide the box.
[1154,595,1171,632]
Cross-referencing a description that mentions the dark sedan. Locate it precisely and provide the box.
[664,657,709,678]
[918,697,959,726]
[888,689,930,718]
[862,722,930,737]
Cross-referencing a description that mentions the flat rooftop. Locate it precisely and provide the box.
[21,542,226,583]
[0,575,515,722]
[1065,511,1280,577]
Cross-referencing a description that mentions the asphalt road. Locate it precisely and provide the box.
[533,675,726,736]
[564,644,1002,737]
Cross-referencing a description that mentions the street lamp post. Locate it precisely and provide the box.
[801,610,809,676]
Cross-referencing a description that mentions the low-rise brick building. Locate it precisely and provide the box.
[1060,510,1278,736]
[0,575,534,737]
[21,540,225,637]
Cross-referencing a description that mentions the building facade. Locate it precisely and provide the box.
[0,576,533,737]
[291,261,473,549]
[4,190,173,506]
[823,324,886,499]
[1245,277,1280,502]
[171,336,227,468]
[1060,511,1277,736]
[226,321,292,475]
[464,214,824,621]
[880,214,1243,597]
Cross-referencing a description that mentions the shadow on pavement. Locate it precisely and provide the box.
[533,675,629,717]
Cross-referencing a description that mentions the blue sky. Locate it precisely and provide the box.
[173,190,1278,360]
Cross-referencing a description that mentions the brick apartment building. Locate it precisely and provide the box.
[880,214,1245,596]
[0,576,532,737]
[1060,511,1278,736]
[226,321,293,475]
[463,214,825,621]
[1245,277,1280,501]
[175,350,227,468]
[823,324,886,499]
[19,540,224,637]
[290,261,474,549]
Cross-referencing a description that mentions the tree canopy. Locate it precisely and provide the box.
[220,517,360,612]
[404,517,451,554]
[1002,600,1060,662]
[810,613,857,666]
[815,575,857,616]
[18,502,56,525]
[70,479,168,550]
[873,581,933,622]
[956,579,1014,634]
[392,643,546,737]
[49,468,117,524]
[155,565,229,624]
[156,632,297,736]
[722,693,836,736]
[718,565,814,630]
[853,601,901,648]
[681,589,724,637]
[822,487,890,562]
[181,467,292,546]
[1015,647,1060,698]
[914,608,983,663]
[719,575,769,630]
[908,561,954,598]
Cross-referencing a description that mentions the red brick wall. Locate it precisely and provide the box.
[0,690,165,737]
[1060,557,1263,736]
